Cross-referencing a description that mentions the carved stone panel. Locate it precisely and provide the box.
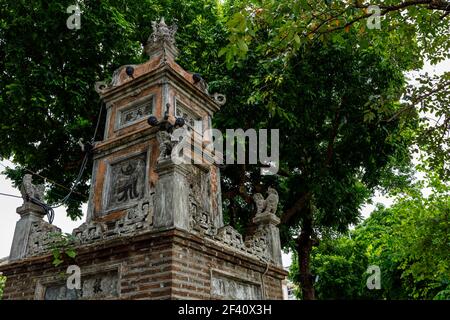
[106,153,147,211]
[42,270,119,300]
[211,271,262,300]
[175,100,202,132]
[118,98,153,129]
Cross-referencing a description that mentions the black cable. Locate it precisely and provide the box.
[30,197,55,224]
[0,99,104,219]
[0,192,54,223]
[50,99,103,209]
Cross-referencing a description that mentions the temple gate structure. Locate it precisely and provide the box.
[0,18,287,300]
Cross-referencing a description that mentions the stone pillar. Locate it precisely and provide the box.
[9,202,46,261]
[253,213,283,267]
[153,159,191,231]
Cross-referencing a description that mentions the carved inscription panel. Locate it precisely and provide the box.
[107,153,147,211]
[118,99,153,128]
[175,101,202,132]
[211,272,262,300]
[43,270,119,300]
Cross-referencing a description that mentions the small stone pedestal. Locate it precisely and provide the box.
[253,212,283,267]
[9,203,47,261]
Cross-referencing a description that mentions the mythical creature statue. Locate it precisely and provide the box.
[20,174,45,203]
[156,130,179,162]
[253,187,279,216]
[150,17,177,45]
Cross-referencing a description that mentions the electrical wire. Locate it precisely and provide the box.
[0,99,104,223]
[41,99,103,209]
[0,192,22,199]
[0,162,84,197]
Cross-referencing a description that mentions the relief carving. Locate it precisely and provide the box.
[74,196,154,244]
[156,131,181,163]
[108,154,146,210]
[189,195,215,236]
[27,221,62,256]
[216,226,246,251]
[119,101,152,127]
[43,270,119,300]
[253,187,279,217]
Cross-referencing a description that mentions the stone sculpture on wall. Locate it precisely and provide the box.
[253,187,279,217]
[156,131,173,162]
[107,154,146,210]
[74,196,154,244]
[150,17,177,45]
[20,174,45,203]
[9,175,61,260]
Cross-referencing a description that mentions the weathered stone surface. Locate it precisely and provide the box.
[0,229,287,300]
[10,201,60,261]
[27,220,62,257]
[118,99,153,129]
[2,17,285,300]
[145,17,179,60]
[74,197,153,244]
[20,174,45,203]
[156,131,176,163]
[154,160,190,230]
[41,270,119,300]
[211,271,262,300]
[106,153,147,212]
[253,187,279,216]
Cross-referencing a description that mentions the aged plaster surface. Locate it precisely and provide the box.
[211,271,262,300]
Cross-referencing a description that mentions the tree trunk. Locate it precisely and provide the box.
[296,210,315,300]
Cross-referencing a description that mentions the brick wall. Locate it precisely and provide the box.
[0,229,287,300]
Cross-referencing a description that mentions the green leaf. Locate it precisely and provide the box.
[66,249,77,259]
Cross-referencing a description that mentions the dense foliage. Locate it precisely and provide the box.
[290,173,450,300]
[220,0,449,299]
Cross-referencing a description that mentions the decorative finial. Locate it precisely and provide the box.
[145,17,178,59]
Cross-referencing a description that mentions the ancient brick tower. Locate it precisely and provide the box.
[0,18,287,300]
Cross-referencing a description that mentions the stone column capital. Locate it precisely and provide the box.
[16,202,46,218]
[155,159,191,177]
[252,212,280,226]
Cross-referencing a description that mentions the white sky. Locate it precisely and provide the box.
[0,60,448,269]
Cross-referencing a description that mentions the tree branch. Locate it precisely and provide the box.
[317,0,450,35]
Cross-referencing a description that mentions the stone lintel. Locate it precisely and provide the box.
[154,159,191,177]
